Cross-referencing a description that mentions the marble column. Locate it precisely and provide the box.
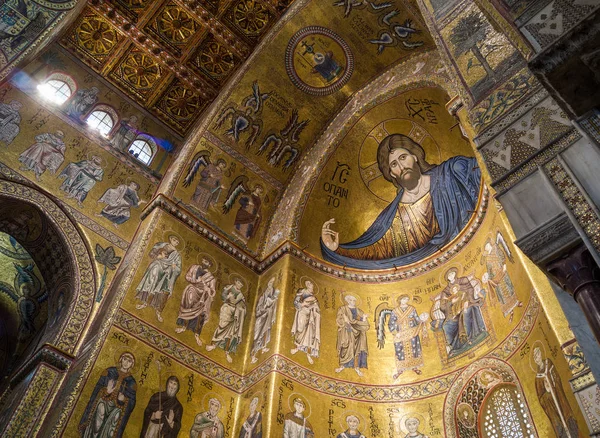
[547,244,600,345]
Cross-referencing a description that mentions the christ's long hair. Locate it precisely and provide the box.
[377,134,434,187]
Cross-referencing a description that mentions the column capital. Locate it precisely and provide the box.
[547,244,600,300]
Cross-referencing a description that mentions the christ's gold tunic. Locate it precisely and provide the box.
[337,192,439,260]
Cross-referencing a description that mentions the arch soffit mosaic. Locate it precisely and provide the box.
[263,51,461,256]
[0,180,96,355]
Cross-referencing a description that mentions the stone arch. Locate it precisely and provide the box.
[443,357,539,438]
[0,180,96,358]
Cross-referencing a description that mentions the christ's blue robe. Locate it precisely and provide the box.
[321,156,481,270]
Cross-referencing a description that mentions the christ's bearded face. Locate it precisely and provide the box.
[388,148,421,188]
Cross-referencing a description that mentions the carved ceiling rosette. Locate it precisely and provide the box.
[154,80,207,133]
[225,0,274,42]
[190,34,237,85]
[76,17,120,56]
[112,48,163,99]
[148,2,200,56]
[61,8,123,70]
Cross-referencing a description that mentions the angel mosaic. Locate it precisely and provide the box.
[257,109,309,170]
[79,352,136,438]
[135,235,182,322]
[376,295,428,379]
[250,277,281,364]
[183,150,227,214]
[222,176,263,242]
[481,231,521,321]
[335,294,369,377]
[206,276,247,363]
[0,261,46,343]
[290,278,321,364]
[430,268,488,358]
[215,81,270,149]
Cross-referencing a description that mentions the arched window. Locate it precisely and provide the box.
[86,107,117,137]
[37,73,76,105]
[481,384,535,438]
[128,137,154,165]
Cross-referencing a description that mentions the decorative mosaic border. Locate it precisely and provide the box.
[2,365,61,438]
[0,180,95,354]
[544,157,600,253]
[114,309,246,390]
[474,87,548,148]
[142,184,489,283]
[493,129,581,194]
[110,291,539,402]
[50,207,163,437]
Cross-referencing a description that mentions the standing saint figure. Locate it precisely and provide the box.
[135,235,182,322]
[110,116,139,151]
[205,278,247,363]
[98,181,143,226]
[290,279,321,365]
[233,185,263,241]
[59,155,105,206]
[321,134,480,269]
[403,417,428,438]
[190,398,224,438]
[79,352,137,438]
[174,257,216,347]
[19,130,66,180]
[376,295,427,379]
[283,398,314,438]
[336,415,366,438]
[192,159,227,213]
[140,376,183,438]
[335,294,369,377]
[439,268,487,356]
[481,235,521,320]
[238,397,262,438]
[533,346,581,438]
[0,100,22,145]
[66,86,99,120]
[250,277,280,363]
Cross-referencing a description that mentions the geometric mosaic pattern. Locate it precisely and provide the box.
[60,0,296,135]
[480,96,572,181]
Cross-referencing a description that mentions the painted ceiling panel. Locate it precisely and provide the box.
[60,0,297,136]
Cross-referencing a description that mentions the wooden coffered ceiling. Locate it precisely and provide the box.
[60,0,294,136]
